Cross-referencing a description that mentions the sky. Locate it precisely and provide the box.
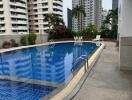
[63,0,112,25]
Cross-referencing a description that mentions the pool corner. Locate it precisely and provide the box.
[49,42,105,100]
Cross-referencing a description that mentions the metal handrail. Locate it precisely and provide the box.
[72,56,88,72]
[49,40,54,44]
[50,44,55,48]
[73,57,86,65]
[49,40,55,48]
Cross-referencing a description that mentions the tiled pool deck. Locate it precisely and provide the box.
[73,42,132,100]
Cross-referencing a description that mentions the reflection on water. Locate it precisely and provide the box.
[0,42,97,84]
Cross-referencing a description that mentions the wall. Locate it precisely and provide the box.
[3,0,12,34]
[0,34,48,48]
[118,0,132,70]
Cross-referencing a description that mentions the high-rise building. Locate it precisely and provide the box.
[72,0,102,31]
[112,0,118,10]
[102,9,111,30]
[102,9,108,21]
[28,0,63,34]
[67,8,72,29]
[0,0,29,34]
[112,0,118,27]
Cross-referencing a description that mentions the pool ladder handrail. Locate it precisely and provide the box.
[49,40,55,48]
[73,55,87,65]
[72,55,88,72]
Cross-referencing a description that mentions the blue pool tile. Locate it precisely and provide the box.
[0,79,56,100]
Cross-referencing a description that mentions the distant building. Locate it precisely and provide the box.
[0,0,28,34]
[67,8,72,29]
[112,0,118,28]
[102,9,111,30]
[72,0,102,31]
[112,0,118,10]
[102,9,108,20]
[28,0,63,34]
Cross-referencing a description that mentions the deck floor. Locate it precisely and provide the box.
[72,42,132,100]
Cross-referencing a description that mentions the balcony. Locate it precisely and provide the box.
[53,0,63,6]
[53,6,63,10]
[53,11,63,15]
[10,2,27,8]
[11,20,27,25]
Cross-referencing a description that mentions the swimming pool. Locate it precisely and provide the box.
[0,42,99,100]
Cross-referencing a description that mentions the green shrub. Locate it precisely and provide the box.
[10,39,19,47]
[73,31,83,37]
[28,33,37,45]
[64,28,74,38]
[47,29,55,40]
[2,41,12,48]
[48,27,74,40]
[20,35,28,46]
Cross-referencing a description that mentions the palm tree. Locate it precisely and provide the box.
[110,8,118,26]
[72,5,85,31]
[44,13,55,29]
[53,15,65,26]
[103,8,118,26]
[101,8,118,38]
[103,14,112,25]
[44,13,65,28]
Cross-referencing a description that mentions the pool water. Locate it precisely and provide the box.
[0,79,56,100]
[0,42,98,99]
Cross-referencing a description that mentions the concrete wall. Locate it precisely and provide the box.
[118,0,132,70]
[0,34,48,48]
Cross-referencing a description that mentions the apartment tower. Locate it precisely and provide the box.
[0,0,28,34]
[112,0,118,10]
[72,0,102,31]
[28,0,63,34]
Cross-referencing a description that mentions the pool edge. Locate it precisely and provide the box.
[47,43,105,100]
[0,41,97,53]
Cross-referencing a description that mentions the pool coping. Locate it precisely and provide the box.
[48,42,105,100]
[0,41,98,53]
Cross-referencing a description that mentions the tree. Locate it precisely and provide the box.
[44,14,66,39]
[101,8,118,38]
[28,32,37,45]
[44,13,65,29]
[53,15,65,26]
[72,5,86,31]
[44,13,55,29]
[86,24,98,38]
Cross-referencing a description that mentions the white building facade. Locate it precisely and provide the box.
[0,0,28,34]
[72,0,102,31]
[28,0,63,34]
[118,0,132,70]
